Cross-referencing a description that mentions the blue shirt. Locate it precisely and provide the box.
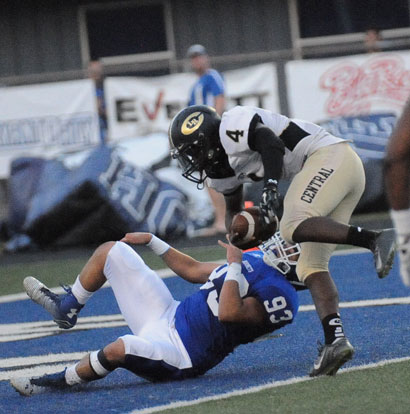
[175,250,299,375]
[188,69,225,107]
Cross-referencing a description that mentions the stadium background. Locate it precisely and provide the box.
[2,0,410,248]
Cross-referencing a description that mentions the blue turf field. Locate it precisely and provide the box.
[1,251,409,413]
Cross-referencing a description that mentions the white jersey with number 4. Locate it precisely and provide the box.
[207,106,346,194]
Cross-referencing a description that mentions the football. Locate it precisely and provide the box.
[230,206,278,249]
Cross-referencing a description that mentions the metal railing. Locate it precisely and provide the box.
[0,33,409,87]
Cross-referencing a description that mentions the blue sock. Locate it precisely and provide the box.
[31,370,68,388]
[60,289,83,315]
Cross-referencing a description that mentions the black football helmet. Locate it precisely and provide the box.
[169,105,227,185]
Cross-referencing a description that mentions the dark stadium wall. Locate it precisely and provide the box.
[0,0,82,79]
[170,0,292,59]
[0,0,292,81]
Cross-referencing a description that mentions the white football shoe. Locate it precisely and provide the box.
[372,228,396,278]
[10,377,47,396]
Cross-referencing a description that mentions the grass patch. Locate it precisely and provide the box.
[0,244,226,296]
[161,360,410,414]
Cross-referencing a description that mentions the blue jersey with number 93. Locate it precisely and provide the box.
[174,250,299,375]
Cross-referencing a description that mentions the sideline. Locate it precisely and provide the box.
[129,356,410,414]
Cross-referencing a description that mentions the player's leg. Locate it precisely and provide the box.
[103,241,177,334]
[10,338,126,396]
[280,144,364,376]
[24,239,178,333]
[118,330,193,382]
[296,249,354,377]
[384,102,410,286]
[296,188,360,376]
[10,314,194,396]
[23,241,114,329]
[283,143,395,278]
[385,99,410,211]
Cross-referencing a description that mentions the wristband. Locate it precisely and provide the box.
[224,262,249,296]
[147,234,170,256]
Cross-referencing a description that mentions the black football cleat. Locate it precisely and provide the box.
[309,337,354,377]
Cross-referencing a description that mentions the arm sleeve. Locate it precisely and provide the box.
[248,121,285,183]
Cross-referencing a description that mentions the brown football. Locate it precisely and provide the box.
[230,206,278,249]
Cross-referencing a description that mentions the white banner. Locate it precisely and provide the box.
[0,79,100,178]
[105,63,279,141]
[286,51,410,122]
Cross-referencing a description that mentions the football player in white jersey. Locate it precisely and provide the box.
[385,99,410,287]
[11,233,303,396]
[169,104,396,376]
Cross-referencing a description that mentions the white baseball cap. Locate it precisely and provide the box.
[187,44,207,58]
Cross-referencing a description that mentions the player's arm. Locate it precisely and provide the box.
[248,122,285,183]
[214,94,225,116]
[120,232,218,284]
[217,239,265,325]
[209,71,226,116]
[249,121,285,224]
[223,185,244,231]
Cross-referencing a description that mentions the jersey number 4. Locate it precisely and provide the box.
[226,129,244,142]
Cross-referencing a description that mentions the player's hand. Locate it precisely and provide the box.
[120,232,152,245]
[229,231,258,250]
[260,179,280,225]
[218,235,243,264]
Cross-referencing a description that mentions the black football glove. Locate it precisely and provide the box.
[260,179,280,225]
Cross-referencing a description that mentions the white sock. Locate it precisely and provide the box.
[71,276,94,305]
[65,363,86,385]
[390,208,410,239]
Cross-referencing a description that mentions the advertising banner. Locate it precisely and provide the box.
[105,63,279,141]
[286,51,410,122]
[285,51,410,212]
[0,79,100,178]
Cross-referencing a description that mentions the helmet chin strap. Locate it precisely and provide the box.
[196,170,207,190]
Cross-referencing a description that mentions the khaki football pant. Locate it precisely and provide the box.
[280,142,365,282]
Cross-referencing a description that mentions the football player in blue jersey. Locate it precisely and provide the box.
[169,104,397,376]
[11,232,303,396]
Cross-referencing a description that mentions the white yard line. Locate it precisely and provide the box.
[129,356,410,414]
[298,296,410,312]
[0,314,126,342]
[1,296,409,343]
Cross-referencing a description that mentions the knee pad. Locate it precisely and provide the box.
[89,349,115,378]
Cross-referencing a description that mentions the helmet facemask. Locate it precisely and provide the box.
[260,232,301,275]
[169,105,223,187]
[171,132,209,186]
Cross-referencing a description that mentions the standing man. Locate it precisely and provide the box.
[384,99,410,286]
[187,44,226,235]
[87,60,107,143]
[187,44,226,116]
[169,104,396,376]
